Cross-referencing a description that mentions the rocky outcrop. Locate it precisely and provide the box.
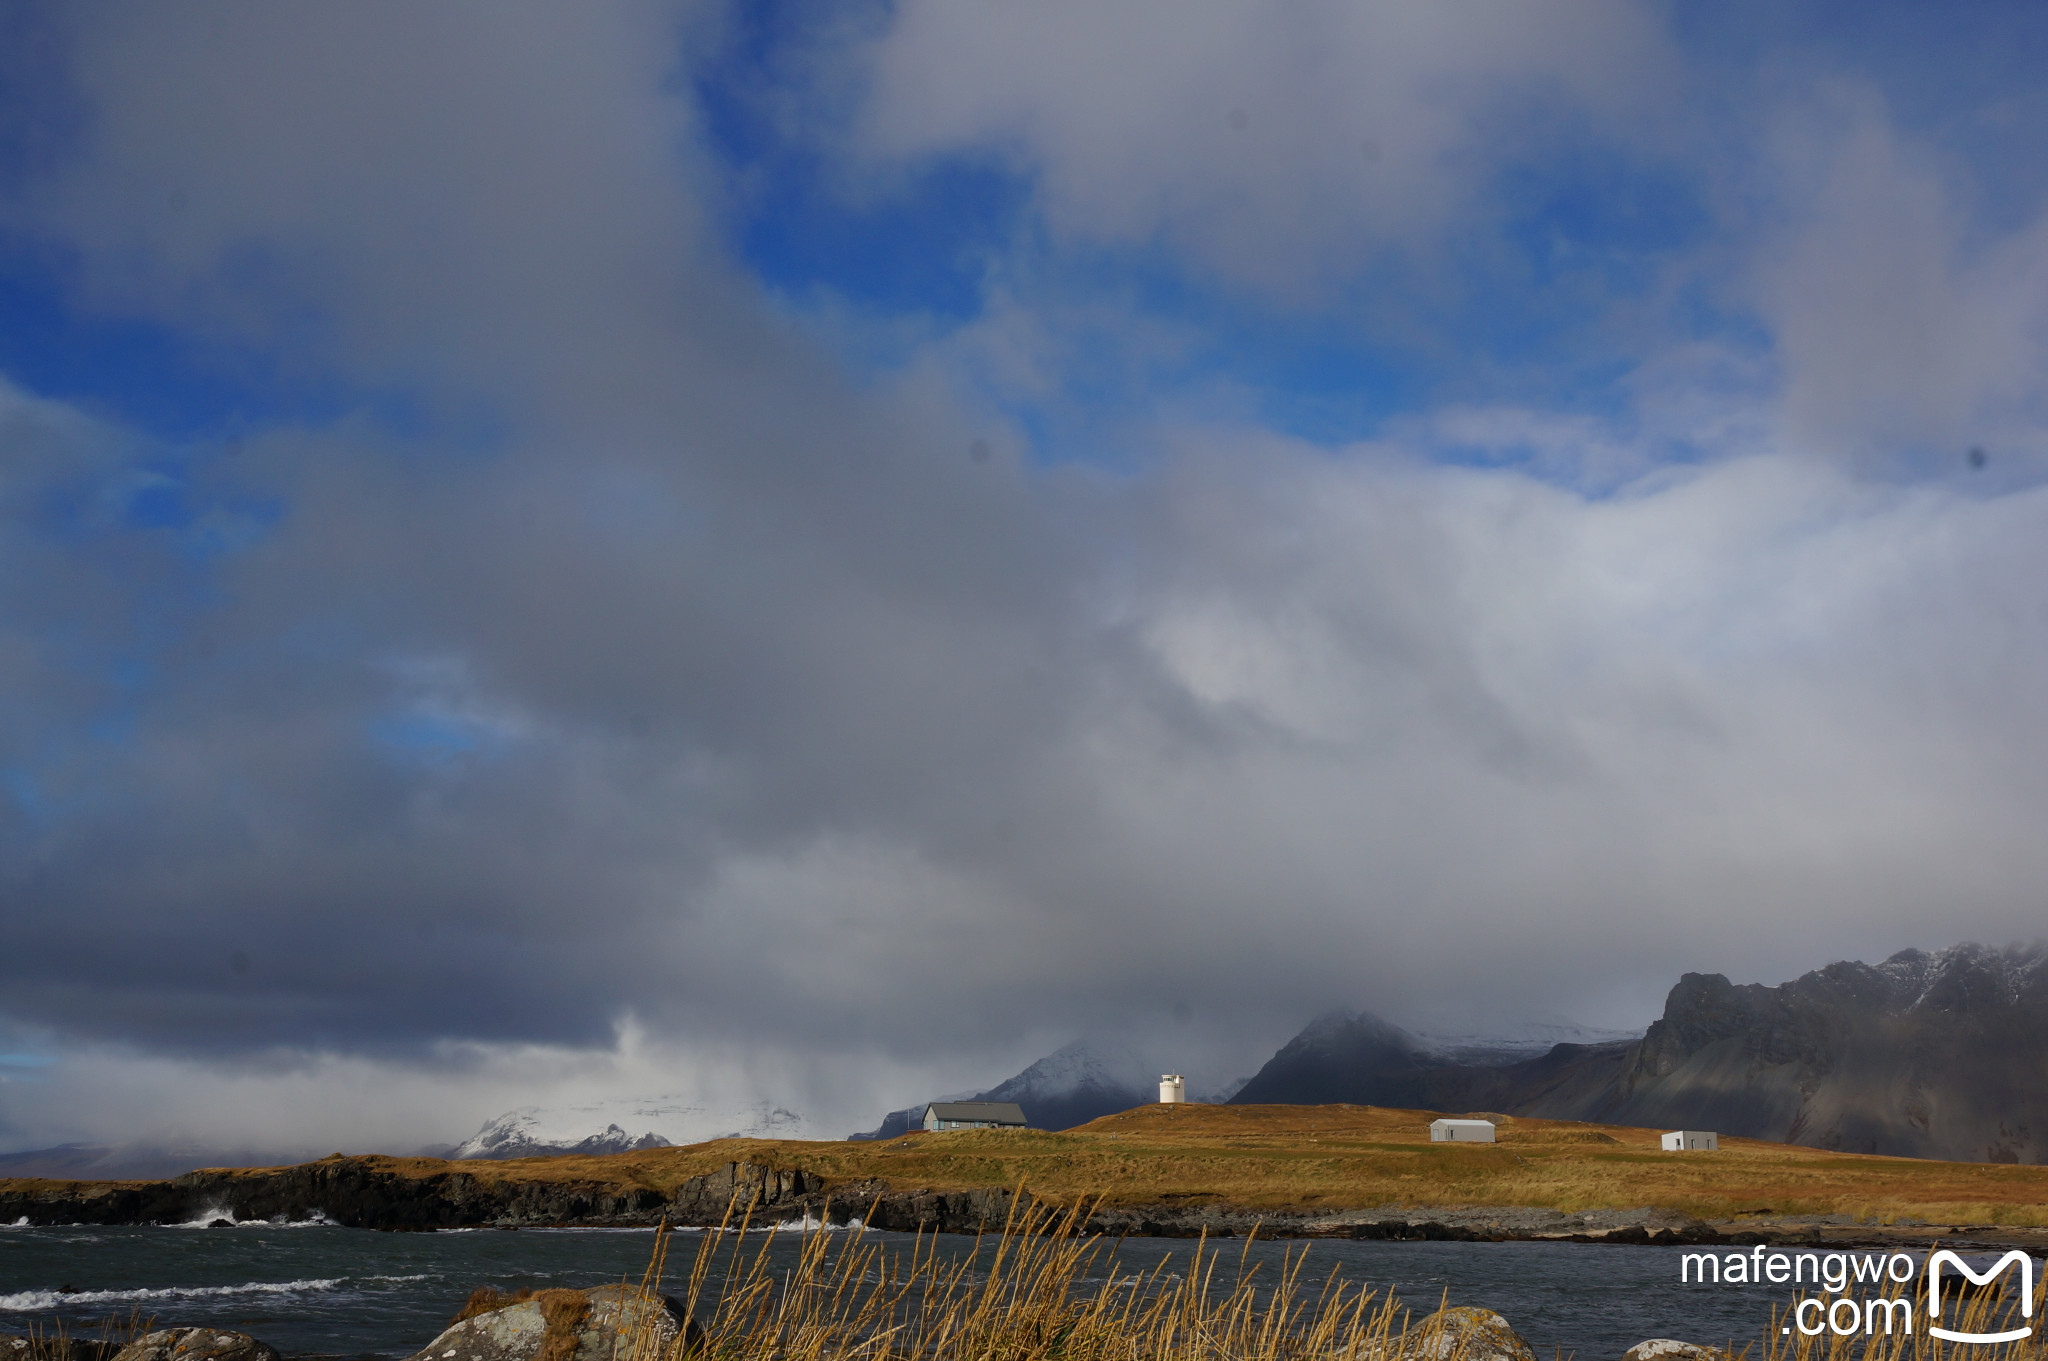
[107,1331,278,1361]
[400,1286,700,1361]
[1401,1307,1535,1361]
[1622,1343,1735,1361]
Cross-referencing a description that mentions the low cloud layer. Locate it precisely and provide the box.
[3,0,2047,1153]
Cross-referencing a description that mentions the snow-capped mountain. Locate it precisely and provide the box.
[452,1097,819,1159]
[453,1114,672,1160]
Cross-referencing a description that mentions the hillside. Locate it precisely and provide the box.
[1232,942,2048,1163]
[9,1102,2048,1237]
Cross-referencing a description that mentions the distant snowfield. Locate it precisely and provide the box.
[452,1097,822,1158]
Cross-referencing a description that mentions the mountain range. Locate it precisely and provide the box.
[12,940,2043,1174]
[1229,942,2048,1163]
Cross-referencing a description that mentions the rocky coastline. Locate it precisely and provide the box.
[6,1154,2042,1251]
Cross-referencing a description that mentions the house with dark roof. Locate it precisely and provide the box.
[923,1100,1028,1131]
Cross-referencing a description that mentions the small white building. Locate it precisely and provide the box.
[923,1101,1027,1132]
[1159,1074,1187,1104]
[1429,1118,1497,1143]
[1661,1130,1718,1151]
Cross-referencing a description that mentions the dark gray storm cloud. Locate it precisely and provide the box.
[3,0,2048,1149]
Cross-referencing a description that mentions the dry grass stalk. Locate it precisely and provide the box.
[602,1192,2048,1361]
[595,1189,1472,1361]
[11,1309,153,1361]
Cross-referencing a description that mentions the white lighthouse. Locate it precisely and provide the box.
[1159,1074,1187,1104]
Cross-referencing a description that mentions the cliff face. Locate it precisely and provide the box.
[1559,944,2048,1162]
[1230,942,2048,1163]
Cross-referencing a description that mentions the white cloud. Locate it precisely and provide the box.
[847,0,1674,294]
[1758,85,2048,472]
[4,5,2048,1155]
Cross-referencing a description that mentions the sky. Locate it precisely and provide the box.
[3,0,2048,1155]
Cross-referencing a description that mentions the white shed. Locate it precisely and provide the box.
[1158,1074,1187,1104]
[1661,1130,1718,1151]
[1429,1118,1497,1143]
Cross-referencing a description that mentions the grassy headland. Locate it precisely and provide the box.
[377,1102,2048,1224]
[10,1104,2048,1232]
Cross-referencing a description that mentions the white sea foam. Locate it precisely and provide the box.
[168,1207,337,1229]
[769,1214,863,1233]
[0,1274,428,1312]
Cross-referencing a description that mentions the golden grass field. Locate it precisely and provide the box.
[152,1103,2048,1229]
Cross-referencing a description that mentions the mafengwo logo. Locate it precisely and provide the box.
[1927,1250,2035,1344]
[1683,1248,2037,1340]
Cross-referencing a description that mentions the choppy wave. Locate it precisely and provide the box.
[0,1274,428,1313]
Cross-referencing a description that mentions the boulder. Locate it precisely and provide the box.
[1404,1307,1536,1361]
[402,1285,702,1361]
[108,1331,279,1361]
[1622,1343,1733,1361]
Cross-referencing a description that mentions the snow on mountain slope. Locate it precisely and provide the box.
[981,1037,1149,1101]
[452,1096,819,1159]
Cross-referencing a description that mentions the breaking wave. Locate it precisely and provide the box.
[0,1274,428,1312]
[169,1207,338,1229]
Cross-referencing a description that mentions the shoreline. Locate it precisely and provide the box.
[9,1160,2048,1252]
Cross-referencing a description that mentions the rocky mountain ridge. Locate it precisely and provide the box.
[1231,941,2048,1163]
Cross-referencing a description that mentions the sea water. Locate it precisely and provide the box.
[0,1220,1880,1361]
